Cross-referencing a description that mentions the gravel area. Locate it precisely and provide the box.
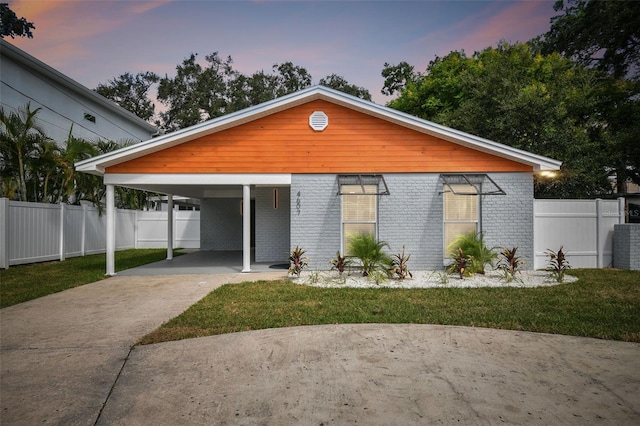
[292,269,578,289]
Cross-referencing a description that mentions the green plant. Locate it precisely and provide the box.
[447,230,497,275]
[446,247,473,279]
[288,245,309,277]
[368,269,389,285]
[307,271,321,284]
[390,246,412,280]
[346,232,391,277]
[546,246,571,283]
[497,247,525,283]
[429,270,450,286]
[329,251,352,275]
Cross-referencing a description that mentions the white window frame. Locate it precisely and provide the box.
[443,183,480,258]
[340,184,378,254]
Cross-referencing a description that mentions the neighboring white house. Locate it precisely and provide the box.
[0,39,156,144]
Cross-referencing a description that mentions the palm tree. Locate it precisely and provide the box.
[59,130,98,205]
[0,103,46,201]
[31,139,63,202]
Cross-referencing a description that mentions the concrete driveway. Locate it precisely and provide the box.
[1,272,639,425]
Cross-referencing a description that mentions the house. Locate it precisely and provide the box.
[75,86,561,275]
[0,39,156,144]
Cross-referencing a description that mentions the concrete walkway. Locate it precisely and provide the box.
[1,271,639,425]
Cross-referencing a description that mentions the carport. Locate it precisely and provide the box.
[101,176,290,275]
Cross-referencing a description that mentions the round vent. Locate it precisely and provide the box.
[309,111,329,131]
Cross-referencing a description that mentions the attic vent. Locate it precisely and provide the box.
[309,111,328,131]
[83,113,96,123]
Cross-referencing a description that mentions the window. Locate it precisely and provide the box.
[341,184,378,253]
[441,174,505,257]
[443,183,479,254]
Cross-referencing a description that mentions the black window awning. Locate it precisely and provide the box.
[440,174,506,195]
[337,174,390,195]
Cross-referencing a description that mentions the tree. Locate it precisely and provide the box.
[319,74,372,100]
[0,3,35,39]
[58,130,99,206]
[0,104,47,201]
[272,62,312,97]
[381,61,420,96]
[156,52,236,131]
[30,139,63,202]
[110,52,369,131]
[95,72,159,122]
[388,43,615,198]
[540,0,640,192]
[541,0,640,80]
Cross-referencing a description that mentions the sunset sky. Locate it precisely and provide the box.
[7,0,559,104]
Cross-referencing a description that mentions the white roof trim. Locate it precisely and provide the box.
[76,85,561,174]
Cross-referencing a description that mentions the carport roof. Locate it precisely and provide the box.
[75,85,562,176]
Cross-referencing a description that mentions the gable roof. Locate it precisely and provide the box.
[76,85,561,175]
[1,39,156,134]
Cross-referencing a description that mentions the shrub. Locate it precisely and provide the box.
[288,246,309,277]
[446,247,473,279]
[447,230,496,275]
[545,246,571,283]
[497,247,525,283]
[390,246,412,280]
[347,232,391,277]
[329,251,352,275]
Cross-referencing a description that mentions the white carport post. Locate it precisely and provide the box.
[167,194,174,260]
[242,184,251,272]
[106,184,116,276]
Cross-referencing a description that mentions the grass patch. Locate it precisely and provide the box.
[139,269,640,344]
[0,249,180,308]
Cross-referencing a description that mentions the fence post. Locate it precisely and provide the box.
[134,210,139,249]
[81,205,87,256]
[59,203,66,262]
[167,195,174,260]
[618,197,626,224]
[0,198,9,269]
[596,198,603,268]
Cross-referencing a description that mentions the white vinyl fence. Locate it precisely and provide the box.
[533,198,626,269]
[0,198,199,268]
[0,197,627,270]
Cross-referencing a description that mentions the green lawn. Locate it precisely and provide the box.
[0,249,179,308]
[139,269,640,344]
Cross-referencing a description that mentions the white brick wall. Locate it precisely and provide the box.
[379,174,443,269]
[482,173,535,269]
[290,172,535,271]
[255,187,290,262]
[290,175,341,270]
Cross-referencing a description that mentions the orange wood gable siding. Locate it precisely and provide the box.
[106,100,532,174]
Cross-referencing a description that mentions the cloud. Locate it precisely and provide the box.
[9,0,172,68]
[454,1,554,50]
[414,0,554,67]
